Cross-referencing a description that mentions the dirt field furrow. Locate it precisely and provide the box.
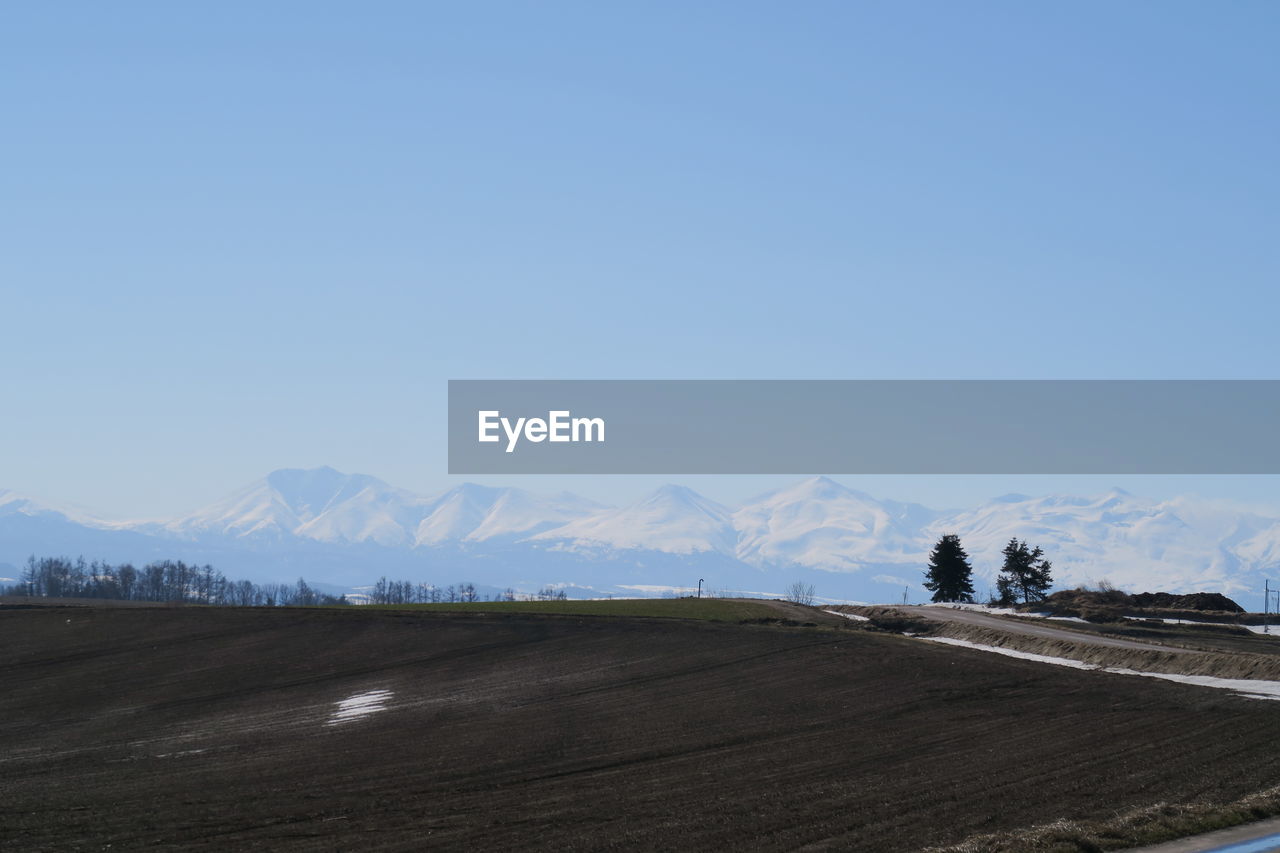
[6,606,1280,851]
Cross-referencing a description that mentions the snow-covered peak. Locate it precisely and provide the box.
[463,488,606,542]
[264,466,392,523]
[413,484,512,545]
[532,484,736,555]
[295,481,433,547]
[160,469,608,548]
[927,489,1227,592]
[640,484,728,515]
[0,490,57,517]
[0,489,118,528]
[753,475,872,504]
[734,476,936,570]
[168,467,414,541]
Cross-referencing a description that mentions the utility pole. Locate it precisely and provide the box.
[697,578,704,599]
[1267,579,1271,635]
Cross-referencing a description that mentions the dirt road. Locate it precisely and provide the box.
[907,605,1196,653]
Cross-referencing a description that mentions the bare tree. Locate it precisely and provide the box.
[784,580,816,606]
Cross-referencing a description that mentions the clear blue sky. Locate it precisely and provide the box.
[2,1,1278,518]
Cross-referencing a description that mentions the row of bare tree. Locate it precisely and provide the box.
[2,556,573,608]
[2,556,351,606]
[362,577,567,604]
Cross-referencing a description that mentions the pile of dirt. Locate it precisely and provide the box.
[1032,588,1133,623]
[1039,588,1129,610]
[1036,588,1244,621]
[1131,591,1244,613]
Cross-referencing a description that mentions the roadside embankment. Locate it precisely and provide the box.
[831,604,1280,682]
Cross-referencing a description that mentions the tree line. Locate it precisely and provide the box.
[363,578,567,605]
[923,535,1053,605]
[1,556,351,606]
[0,556,557,607]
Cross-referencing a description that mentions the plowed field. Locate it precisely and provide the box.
[4,604,1279,851]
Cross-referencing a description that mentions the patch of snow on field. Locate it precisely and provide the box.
[823,609,870,622]
[924,637,1280,700]
[153,749,208,758]
[328,689,393,725]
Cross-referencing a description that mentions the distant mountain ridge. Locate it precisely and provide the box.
[160,469,608,548]
[2,468,1278,605]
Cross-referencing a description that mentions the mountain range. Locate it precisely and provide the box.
[2,467,1278,606]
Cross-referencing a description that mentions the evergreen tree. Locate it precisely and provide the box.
[995,538,1054,604]
[923,534,976,603]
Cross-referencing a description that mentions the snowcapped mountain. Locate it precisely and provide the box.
[0,489,119,529]
[733,477,939,571]
[458,487,607,543]
[531,484,736,555]
[926,490,1280,597]
[0,489,178,570]
[163,467,604,548]
[413,483,604,545]
[165,467,427,544]
[4,468,1280,604]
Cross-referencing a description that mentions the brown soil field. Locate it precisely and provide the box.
[5,605,1280,851]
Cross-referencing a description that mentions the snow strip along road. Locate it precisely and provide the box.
[925,637,1280,701]
[823,609,869,622]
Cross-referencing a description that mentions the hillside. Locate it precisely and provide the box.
[6,603,1280,850]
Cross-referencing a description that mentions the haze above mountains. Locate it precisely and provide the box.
[2,467,1277,605]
